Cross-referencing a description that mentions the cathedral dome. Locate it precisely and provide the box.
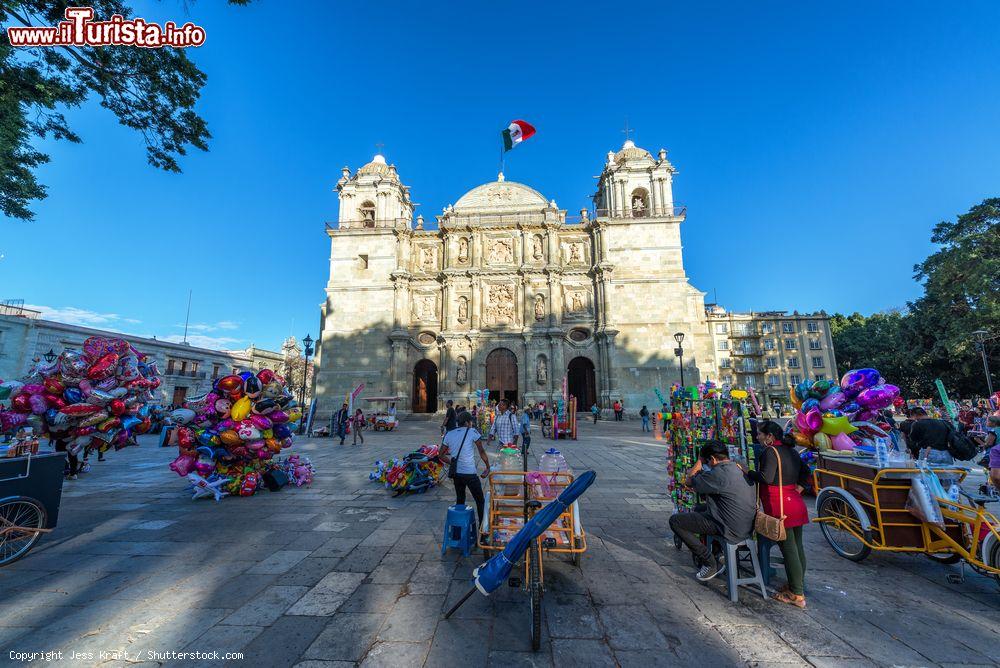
[453,178,549,212]
[357,153,393,176]
[614,140,653,164]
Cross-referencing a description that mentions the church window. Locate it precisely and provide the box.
[359,201,376,226]
[630,188,649,218]
[359,254,369,269]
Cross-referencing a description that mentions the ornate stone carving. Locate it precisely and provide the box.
[569,243,582,264]
[457,296,469,322]
[533,294,545,321]
[413,294,437,321]
[536,356,547,384]
[420,247,436,271]
[570,291,584,312]
[456,357,468,385]
[485,185,514,205]
[484,285,515,324]
[417,331,436,345]
[488,239,514,264]
[457,237,469,264]
[532,235,544,260]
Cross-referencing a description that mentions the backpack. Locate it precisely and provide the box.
[946,425,978,461]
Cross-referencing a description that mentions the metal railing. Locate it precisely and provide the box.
[594,205,686,219]
[163,370,207,379]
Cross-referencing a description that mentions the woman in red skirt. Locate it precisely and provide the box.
[751,421,811,608]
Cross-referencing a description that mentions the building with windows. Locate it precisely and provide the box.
[705,305,838,411]
[0,305,288,407]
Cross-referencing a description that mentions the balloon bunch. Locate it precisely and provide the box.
[369,445,443,494]
[789,368,900,451]
[0,337,160,456]
[280,454,315,487]
[167,369,305,498]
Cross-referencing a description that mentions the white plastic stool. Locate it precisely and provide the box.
[708,535,767,603]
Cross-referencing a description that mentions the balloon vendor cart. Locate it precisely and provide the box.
[666,395,752,513]
[544,396,577,440]
[0,451,66,566]
[362,396,400,432]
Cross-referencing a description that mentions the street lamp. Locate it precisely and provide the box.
[298,334,314,435]
[43,349,56,364]
[971,329,995,398]
[673,332,686,387]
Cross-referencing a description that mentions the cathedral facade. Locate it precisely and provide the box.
[313,139,716,419]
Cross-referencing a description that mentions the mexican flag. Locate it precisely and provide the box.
[502,120,536,151]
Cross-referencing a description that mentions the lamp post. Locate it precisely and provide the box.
[43,349,56,364]
[673,331,686,387]
[298,334,314,435]
[972,329,995,399]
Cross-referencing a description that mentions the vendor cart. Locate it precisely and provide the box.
[814,454,1000,585]
[362,396,401,432]
[477,468,587,650]
[0,451,66,566]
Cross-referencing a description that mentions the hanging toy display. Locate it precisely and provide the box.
[0,336,161,460]
[166,368,313,499]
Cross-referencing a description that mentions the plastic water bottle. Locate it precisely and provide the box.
[539,448,569,475]
[948,481,961,503]
[874,437,889,467]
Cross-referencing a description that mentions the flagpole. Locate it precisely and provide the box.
[498,133,505,179]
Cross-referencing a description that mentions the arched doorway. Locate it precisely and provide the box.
[486,348,518,405]
[567,357,596,410]
[412,360,438,413]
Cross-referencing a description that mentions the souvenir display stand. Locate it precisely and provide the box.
[548,397,577,440]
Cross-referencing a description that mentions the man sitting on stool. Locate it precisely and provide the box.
[668,440,756,581]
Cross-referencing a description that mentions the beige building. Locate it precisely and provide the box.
[314,139,717,420]
[705,305,838,411]
[0,305,290,406]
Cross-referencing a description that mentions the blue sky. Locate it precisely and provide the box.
[3,1,999,352]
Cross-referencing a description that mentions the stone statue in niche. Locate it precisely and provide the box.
[569,243,582,264]
[458,237,469,264]
[488,239,513,264]
[571,291,584,312]
[532,235,544,260]
[485,285,515,324]
[456,357,468,385]
[457,296,469,322]
[533,294,545,321]
[417,295,435,320]
[421,247,435,270]
[536,357,547,384]
[632,195,646,216]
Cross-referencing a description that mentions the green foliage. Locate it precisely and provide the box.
[0,1,248,220]
[831,198,1000,399]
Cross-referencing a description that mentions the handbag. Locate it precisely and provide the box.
[447,427,471,479]
[754,446,787,542]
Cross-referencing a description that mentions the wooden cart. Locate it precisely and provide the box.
[813,454,1000,584]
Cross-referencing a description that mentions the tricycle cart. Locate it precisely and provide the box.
[362,396,400,432]
[813,454,1000,585]
[477,468,587,650]
[0,451,67,566]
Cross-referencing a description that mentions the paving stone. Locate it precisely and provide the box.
[614,649,689,667]
[302,613,385,662]
[287,572,366,616]
[337,545,392,573]
[597,604,670,650]
[242,615,329,668]
[548,639,615,666]
[378,594,444,641]
[276,557,344,587]
[340,583,405,614]
[248,550,313,575]
[426,618,492,668]
[359,640,430,667]
[544,593,603,639]
[220,585,309,626]
[182,624,265,656]
[488,650,554,667]
[369,552,419,584]
[714,624,810,664]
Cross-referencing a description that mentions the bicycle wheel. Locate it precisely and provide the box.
[0,497,48,567]
[817,493,871,562]
[529,538,542,651]
[925,553,962,565]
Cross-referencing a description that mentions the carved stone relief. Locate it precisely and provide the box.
[533,294,545,321]
[457,237,469,264]
[457,296,469,322]
[456,357,468,385]
[488,239,514,264]
[420,247,436,271]
[484,284,515,325]
[412,294,438,321]
[568,243,583,264]
[536,356,548,384]
[532,234,544,260]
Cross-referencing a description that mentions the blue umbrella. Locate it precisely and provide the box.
[444,470,596,617]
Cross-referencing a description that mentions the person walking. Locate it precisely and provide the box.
[488,399,520,447]
[442,399,458,436]
[519,407,532,454]
[639,405,650,432]
[613,400,623,421]
[591,403,600,424]
[668,440,757,581]
[440,411,491,534]
[334,403,350,445]
[51,433,80,480]
[751,421,811,608]
[352,408,366,445]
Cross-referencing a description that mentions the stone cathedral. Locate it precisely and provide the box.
[313,139,715,419]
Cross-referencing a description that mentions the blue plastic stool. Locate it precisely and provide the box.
[442,504,476,557]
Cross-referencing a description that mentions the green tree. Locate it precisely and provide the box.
[830,311,923,396]
[1,1,248,220]
[907,198,1000,397]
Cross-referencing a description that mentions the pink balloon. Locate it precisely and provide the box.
[169,454,197,476]
[831,432,856,451]
[805,408,823,432]
[819,391,846,411]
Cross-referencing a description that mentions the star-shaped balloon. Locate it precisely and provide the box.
[186,472,231,501]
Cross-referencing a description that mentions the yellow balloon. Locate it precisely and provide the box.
[789,388,803,410]
[231,395,252,422]
[287,410,302,423]
[819,415,857,436]
[730,389,748,399]
[792,431,813,447]
[812,432,832,451]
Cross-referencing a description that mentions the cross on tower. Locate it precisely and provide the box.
[622,119,634,143]
[375,142,385,157]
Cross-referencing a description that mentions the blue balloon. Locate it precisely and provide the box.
[239,371,254,382]
[63,387,83,403]
[802,398,820,413]
[273,423,292,439]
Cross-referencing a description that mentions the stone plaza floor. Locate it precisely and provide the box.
[1,418,999,667]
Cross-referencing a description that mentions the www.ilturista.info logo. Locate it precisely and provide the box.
[6,6,206,48]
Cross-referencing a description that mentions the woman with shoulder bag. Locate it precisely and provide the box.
[439,411,491,535]
[749,421,811,608]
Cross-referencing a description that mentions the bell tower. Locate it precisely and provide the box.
[336,153,413,229]
[594,140,676,218]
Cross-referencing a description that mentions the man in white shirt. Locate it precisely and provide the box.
[440,411,491,531]
[488,399,521,447]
